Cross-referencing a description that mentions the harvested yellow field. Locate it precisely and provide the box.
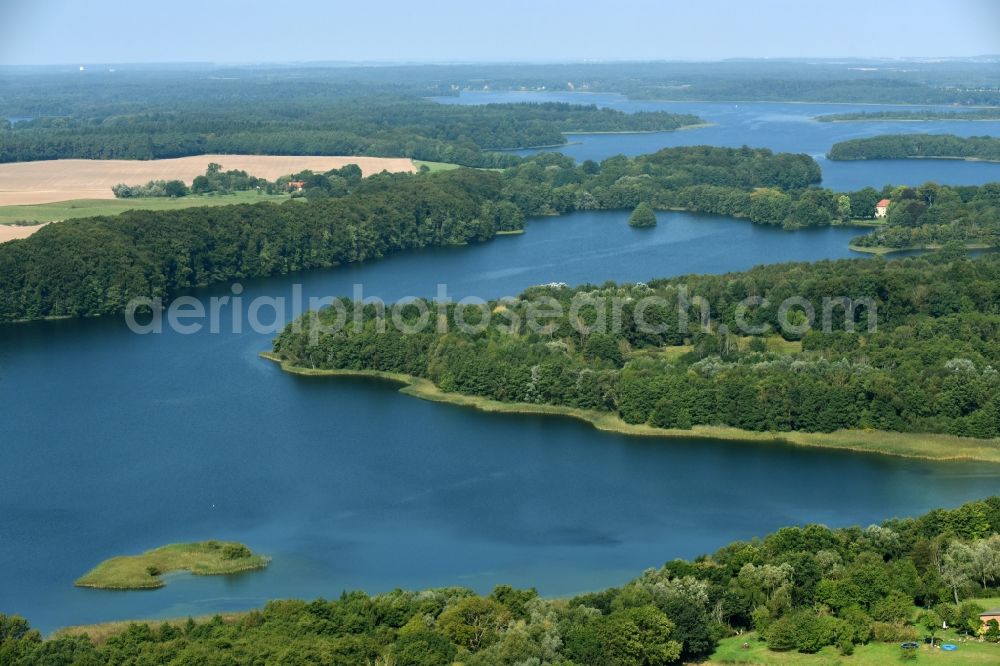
[0,155,416,206]
[0,223,46,243]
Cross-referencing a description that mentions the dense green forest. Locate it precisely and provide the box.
[4,145,1000,322]
[6,498,1000,664]
[498,148,844,227]
[274,251,1000,440]
[0,98,699,167]
[0,168,523,322]
[828,134,1000,162]
[818,109,1000,122]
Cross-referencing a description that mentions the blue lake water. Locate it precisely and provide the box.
[4,210,1000,634]
[432,92,1000,190]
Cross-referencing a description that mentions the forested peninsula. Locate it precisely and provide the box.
[818,109,1000,122]
[8,498,1000,663]
[4,146,1000,322]
[828,134,1000,162]
[273,251,1000,448]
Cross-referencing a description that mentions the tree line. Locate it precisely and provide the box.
[818,109,1000,122]
[274,250,1000,440]
[6,497,1000,663]
[5,61,999,121]
[112,163,365,199]
[0,98,700,168]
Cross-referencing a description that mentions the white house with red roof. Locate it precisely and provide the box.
[875,198,891,218]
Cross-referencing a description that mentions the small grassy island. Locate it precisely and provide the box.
[75,541,269,590]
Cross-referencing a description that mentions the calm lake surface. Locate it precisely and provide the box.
[4,211,1000,633]
[7,93,1000,632]
[432,92,1000,190]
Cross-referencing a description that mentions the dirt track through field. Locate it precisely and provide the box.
[0,155,416,206]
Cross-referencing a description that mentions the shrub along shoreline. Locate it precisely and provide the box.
[261,353,1000,464]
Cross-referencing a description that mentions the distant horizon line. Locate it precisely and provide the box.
[2,55,1000,69]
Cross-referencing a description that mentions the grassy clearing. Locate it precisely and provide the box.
[849,244,913,256]
[838,219,887,228]
[764,337,803,354]
[627,337,797,362]
[261,353,1000,464]
[413,160,463,172]
[0,191,291,225]
[75,541,269,590]
[710,633,1000,664]
[634,344,695,361]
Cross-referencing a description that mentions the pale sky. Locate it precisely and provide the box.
[1,0,998,65]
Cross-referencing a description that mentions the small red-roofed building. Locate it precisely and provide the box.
[875,199,891,218]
